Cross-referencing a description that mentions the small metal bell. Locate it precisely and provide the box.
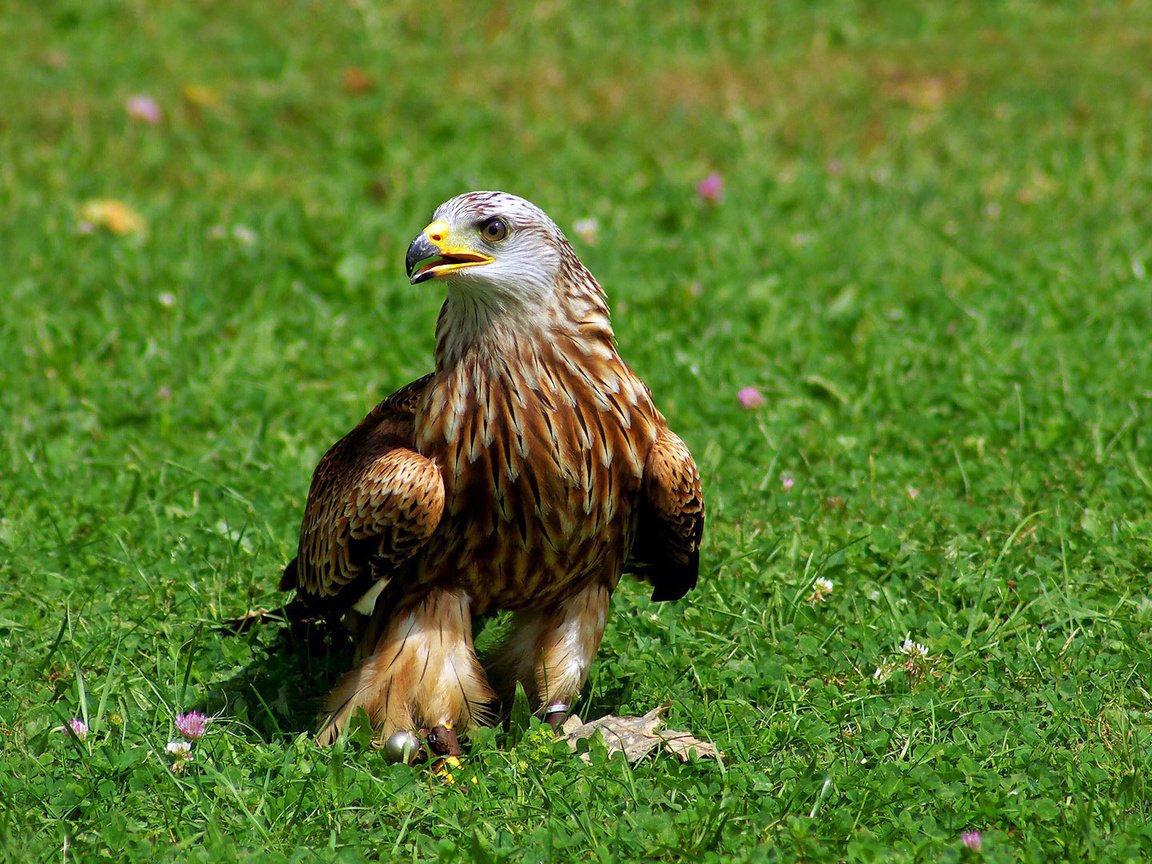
[382,730,420,764]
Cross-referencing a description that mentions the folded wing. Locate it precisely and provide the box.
[628,428,705,602]
[280,376,443,617]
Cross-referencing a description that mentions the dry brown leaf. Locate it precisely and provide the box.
[342,67,376,95]
[218,607,271,633]
[881,71,965,111]
[561,704,722,764]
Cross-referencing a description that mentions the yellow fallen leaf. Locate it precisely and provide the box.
[79,200,146,235]
[182,84,219,107]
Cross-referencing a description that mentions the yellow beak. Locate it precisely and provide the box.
[405,219,494,285]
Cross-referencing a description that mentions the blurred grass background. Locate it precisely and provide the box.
[1,1,1151,861]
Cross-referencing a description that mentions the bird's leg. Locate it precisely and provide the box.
[543,702,570,732]
[488,581,612,731]
[317,589,494,748]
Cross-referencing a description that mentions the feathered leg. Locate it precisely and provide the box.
[318,589,494,745]
[489,580,612,727]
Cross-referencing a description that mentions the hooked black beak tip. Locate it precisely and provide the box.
[405,234,439,281]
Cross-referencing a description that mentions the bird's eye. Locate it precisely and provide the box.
[479,217,508,242]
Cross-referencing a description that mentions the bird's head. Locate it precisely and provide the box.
[405,191,576,314]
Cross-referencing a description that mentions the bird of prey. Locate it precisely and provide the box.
[279,191,704,757]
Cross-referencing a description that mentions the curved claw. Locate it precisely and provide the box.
[424,724,462,758]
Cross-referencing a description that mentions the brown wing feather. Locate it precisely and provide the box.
[628,427,704,602]
[280,375,444,616]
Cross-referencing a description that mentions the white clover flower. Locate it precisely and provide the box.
[900,638,929,658]
[165,739,194,772]
[232,224,257,246]
[808,577,834,604]
[573,218,599,246]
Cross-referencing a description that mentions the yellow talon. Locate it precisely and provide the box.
[432,754,464,784]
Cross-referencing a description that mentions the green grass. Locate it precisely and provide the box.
[2,1,1151,860]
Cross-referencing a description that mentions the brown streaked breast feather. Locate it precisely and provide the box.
[628,427,705,602]
[408,344,662,614]
[280,375,445,616]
